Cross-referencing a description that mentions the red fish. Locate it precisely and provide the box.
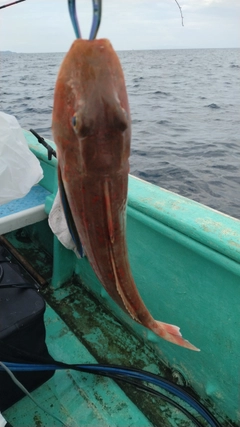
[52,39,199,351]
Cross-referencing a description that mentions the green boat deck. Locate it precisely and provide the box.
[2,229,197,427]
[1,129,240,426]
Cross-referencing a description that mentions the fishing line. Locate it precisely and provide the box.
[0,0,25,10]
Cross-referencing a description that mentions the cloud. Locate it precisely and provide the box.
[0,0,239,52]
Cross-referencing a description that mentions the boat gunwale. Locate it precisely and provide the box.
[23,129,240,268]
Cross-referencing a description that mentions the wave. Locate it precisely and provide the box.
[205,103,220,109]
[1,48,240,219]
[154,90,171,96]
[157,120,170,125]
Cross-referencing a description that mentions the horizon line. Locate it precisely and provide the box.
[1,46,240,55]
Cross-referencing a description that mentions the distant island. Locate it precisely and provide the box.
[1,50,16,54]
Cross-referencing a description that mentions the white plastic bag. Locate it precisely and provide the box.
[0,111,43,205]
[49,190,81,258]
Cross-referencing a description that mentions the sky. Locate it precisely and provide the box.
[0,0,239,53]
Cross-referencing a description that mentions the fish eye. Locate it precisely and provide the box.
[71,111,93,138]
[71,113,79,132]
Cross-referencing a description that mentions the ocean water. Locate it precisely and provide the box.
[1,48,240,219]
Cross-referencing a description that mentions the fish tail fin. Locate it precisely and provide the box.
[152,321,200,351]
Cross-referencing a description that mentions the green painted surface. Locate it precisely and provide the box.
[4,305,153,427]
[72,217,240,425]
[128,176,240,265]
[54,175,240,424]
[3,230,206,427]
[4,131,238,425]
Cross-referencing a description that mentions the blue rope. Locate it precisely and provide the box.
[1,362,221,427]
[68,0,102,40]
[68,0,81,38]
[89,0,102,40]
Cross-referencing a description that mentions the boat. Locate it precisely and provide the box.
[0,127,239,427]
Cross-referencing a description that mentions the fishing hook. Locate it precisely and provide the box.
[68,0,102,40]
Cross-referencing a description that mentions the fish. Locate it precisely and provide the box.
[52,38,199,351]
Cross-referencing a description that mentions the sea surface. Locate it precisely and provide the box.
[1,48,240,219]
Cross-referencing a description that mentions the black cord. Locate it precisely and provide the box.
[0,264,4,282]
[29,129,57,160]
[0,282,40,290]
[96,372,204,427]
[0,341,221,427]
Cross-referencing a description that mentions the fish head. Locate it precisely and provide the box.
[52,38,131,176]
